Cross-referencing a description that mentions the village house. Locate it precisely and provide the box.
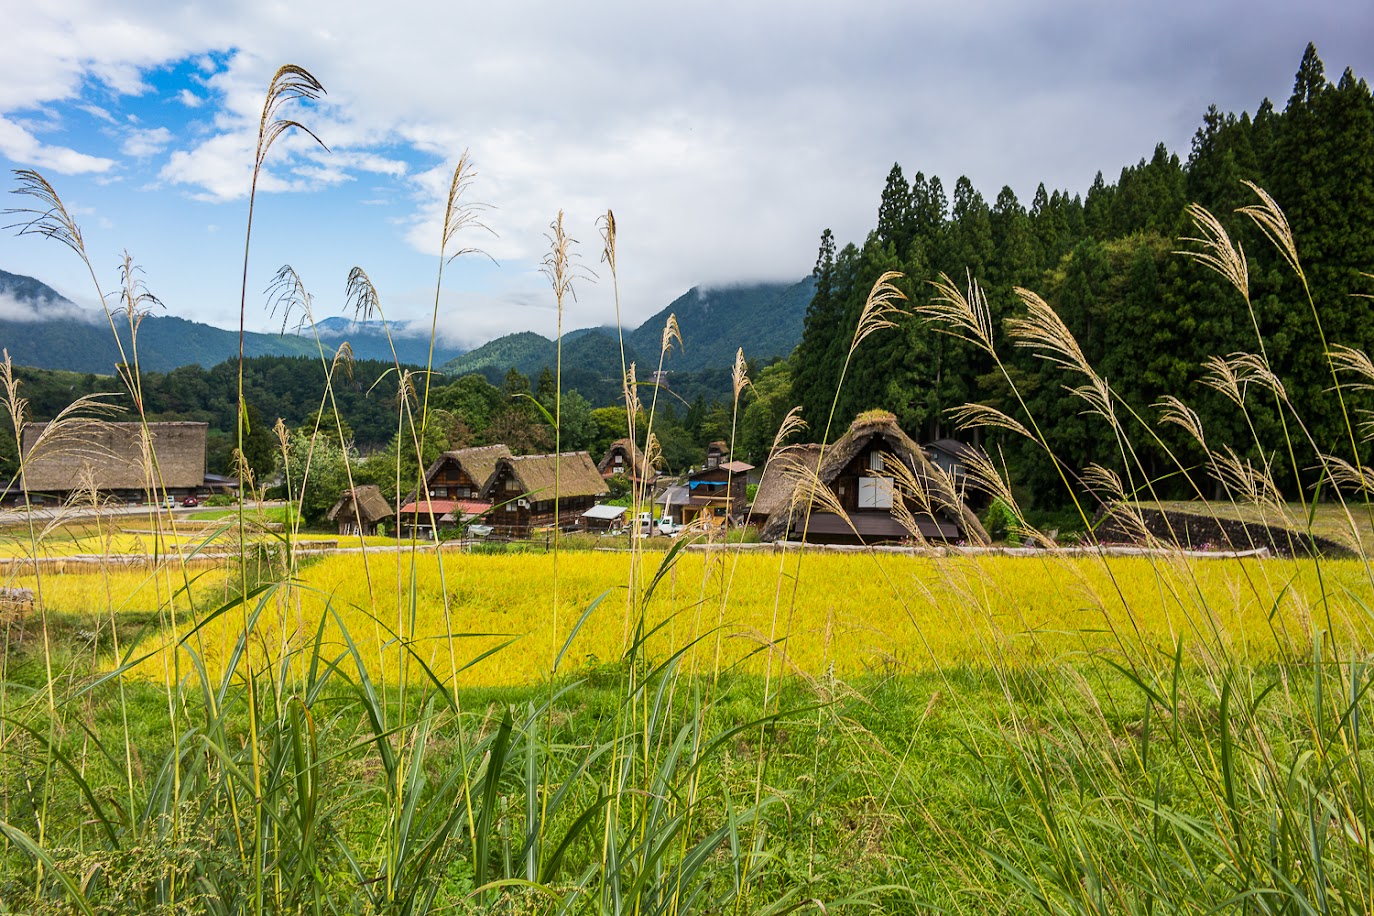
[923,438,989,509]
[18,420,209,505]
[747,443,825,531]
[478,451,609,537]
[597,438,658,490]
[327,485,394,537]
[757,411,989,546]
[658,443,753,530]
[704,440,727,470]
[396,444,511,538]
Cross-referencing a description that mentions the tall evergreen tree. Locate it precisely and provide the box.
[876,164,915,254]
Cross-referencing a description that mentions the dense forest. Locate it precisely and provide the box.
[774,44,1374,514]
[2,351,760,516]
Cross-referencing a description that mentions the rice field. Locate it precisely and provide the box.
[0,522,390,558]
[17,549,1370,687]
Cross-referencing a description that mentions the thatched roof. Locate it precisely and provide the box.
[480,451,609,501]
[21,421,207,492]
[749,443,824,523]
[327,485,394,523]
[757,412,989,544]
[422,444,512,490]
[597,438,657,482]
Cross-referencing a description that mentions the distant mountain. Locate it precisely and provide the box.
[0,270,464,372]
[440,278,815,382]
[626,277,816,373]
[311,316,461,367]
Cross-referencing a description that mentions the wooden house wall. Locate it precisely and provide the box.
[428,459,483,498]
[488,495,597,537]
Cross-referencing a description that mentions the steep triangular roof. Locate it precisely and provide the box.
[422,444,513,490]
[327,484,394,523]
[597,438,657,482]
[749,443,824,523]
[480,451,609,501]
[758,411,988,544]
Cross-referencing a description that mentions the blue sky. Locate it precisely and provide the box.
[0,1,1371,350]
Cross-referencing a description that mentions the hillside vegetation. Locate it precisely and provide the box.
[441,278,814,381]
[785,44,1374,513]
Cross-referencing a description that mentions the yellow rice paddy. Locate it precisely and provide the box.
[16,549,1370,687]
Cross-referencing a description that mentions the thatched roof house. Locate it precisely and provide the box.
[757,412,988,545]
[20,421,207,498]
[598,438,657,486]
[480,451,610,537]
[327,485,394,536]
[418,444,512,499]
[481,452,609,502]
[748,443,825,530]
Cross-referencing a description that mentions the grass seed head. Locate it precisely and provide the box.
[345,266,382,323]
[661,313,682,359]
[6,169,89,267]
[849,270,908,356]
[1177,202,1249,299]
[1239,180,1303,282]
[922,271,995,355]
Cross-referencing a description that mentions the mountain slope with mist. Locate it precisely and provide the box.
[0,270,463,372]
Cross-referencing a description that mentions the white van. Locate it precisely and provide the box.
[637,511,654,536]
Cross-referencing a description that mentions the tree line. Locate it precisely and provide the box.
[776,44,1374,516]
[3,351,761,521]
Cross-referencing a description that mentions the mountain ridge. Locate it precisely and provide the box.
[440,277,815,381]
[0,269,463,372]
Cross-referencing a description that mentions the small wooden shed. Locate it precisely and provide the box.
[327,485,394,537]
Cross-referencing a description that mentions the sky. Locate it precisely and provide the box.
[0,1,1370,351]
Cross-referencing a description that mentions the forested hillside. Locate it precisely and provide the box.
[440,279,813,384]
[782,44,1374,512]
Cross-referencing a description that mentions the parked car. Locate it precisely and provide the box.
[164,495,176,509]
[637,511,654,536]
[181,496,199,507]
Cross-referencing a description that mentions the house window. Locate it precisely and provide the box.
[612,466,624,475]
[430,487,448,498]
[706,454,719,469]
[868,451,884,472]
[858,476,894,509]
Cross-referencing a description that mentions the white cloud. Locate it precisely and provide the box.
[0,291,101,324]
[0,0,1371,348]
[0,116,114,173]
[121,125,173,157]
[78,104,115,123]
